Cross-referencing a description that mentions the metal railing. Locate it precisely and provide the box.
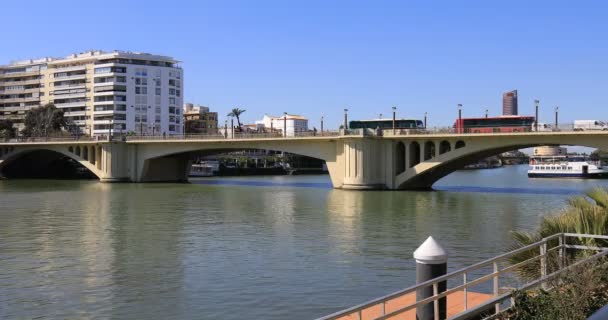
[124,131,340,141]
[317,233,608,320]
[3,124,608,144]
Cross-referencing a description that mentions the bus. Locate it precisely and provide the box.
[349,119,424,130]
[454,116,535,133]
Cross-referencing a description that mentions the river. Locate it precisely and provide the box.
[1,165,608,319]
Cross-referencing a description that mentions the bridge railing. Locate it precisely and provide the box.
[1,136,101,143]
[123,131,341,141]
[316,233,608,320]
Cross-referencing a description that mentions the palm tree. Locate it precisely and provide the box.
[227,108,246,130]
[509,188,608,280]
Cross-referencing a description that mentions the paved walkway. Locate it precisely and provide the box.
[336,290,492,320]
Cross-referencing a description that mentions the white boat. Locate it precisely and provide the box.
[528,156,608,178]
[189,161,219,177]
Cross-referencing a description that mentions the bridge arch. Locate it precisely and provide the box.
[395,141,406,174]
[439,140,451,154]
[409,141,420,168]
[0,146,104,180]
[395,134,608,190]
[132,140,338,183]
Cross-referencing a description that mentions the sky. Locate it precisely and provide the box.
[2,0,608,129]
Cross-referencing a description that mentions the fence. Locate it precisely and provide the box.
[317,233,608,320]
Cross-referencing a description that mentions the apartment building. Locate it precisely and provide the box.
[183,103,218,134]
[0,50,183,135]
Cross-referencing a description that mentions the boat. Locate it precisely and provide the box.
[528,156,608,178]
[189,161,219,177]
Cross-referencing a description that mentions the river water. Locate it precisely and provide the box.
[2,165,608,320]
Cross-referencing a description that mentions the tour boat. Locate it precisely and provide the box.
[189,162,218,177]
[528,157,608,178]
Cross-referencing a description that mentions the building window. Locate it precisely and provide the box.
[155,88,161,95]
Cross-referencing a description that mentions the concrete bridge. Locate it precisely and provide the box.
[1,131,608,190]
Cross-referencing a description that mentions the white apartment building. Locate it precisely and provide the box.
[0,50,183,136]
[255,114,309,136]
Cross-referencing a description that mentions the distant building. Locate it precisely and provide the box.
[502,90,518,115]
[0,50,183,136]
[255,114,308,136]
[533,146,567,156]
[183,103,218,134]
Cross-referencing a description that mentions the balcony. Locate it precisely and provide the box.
[54,101,87,109]
[64,111,86,117]
[0,71,41,79]
[53,74,87,81]
[0,96,40,103]
[53,92,87,99]
[53,83,87,90]
[0,88,39,94]
[0,79,41,86]
[51,65,87,73]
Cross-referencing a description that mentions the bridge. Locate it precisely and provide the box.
[1,130,608,190]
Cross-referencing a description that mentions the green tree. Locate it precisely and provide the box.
[0,119,16,139]
[509,188,608,280]
[22,103,67,137]
[227,108,246,129]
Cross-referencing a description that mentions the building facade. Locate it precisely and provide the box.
[183,103,218,134]
[533,146,567,156]
[0,50,183,136]
[255,114,309,136]
[502,90,518,115]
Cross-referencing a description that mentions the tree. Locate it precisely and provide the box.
[509,188,608,280]
[22,103,67,137]
[0,119,16,139]
[227,108,246,130]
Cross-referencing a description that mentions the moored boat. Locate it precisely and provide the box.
[528,156,608,178]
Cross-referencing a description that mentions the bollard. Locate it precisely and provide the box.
[414,236,448,320]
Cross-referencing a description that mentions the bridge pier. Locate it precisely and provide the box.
[339,138,392,190]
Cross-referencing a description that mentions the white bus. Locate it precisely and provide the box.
[573,120,608,131]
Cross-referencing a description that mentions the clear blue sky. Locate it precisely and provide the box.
[2,0,607,129]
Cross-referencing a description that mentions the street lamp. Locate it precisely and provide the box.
[231,117,234,138]
[457,104,463,133]
[424,112,427,129]
[283,112,287,137]
[343,108,348,130]
[392,106,396,134]
[320,114,324,134]
[534,99,540,132]
[224,120,228,138]
[555,106,559,130]
[485,109,489,119]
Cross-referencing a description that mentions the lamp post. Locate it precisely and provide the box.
[320,115,324,134]
[554,106,559,130]
[392,106,396,134]
[485,109,488,118]
[344,108,348,130]
[424,112,427,129]
[231,117,234,138]
[457,104,462,133]
[283,112,287,137]
[224,120,228,138]
[534,99,540,132]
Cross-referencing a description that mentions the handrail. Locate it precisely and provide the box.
[316,233,608,320]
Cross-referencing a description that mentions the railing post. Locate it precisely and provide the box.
[414,236,448,320]
[463,272,468,311]
[493,262,500,314]
[558,233,565,270]
[540,239,548,290]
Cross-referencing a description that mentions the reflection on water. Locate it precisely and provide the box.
[2,165,608,319]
